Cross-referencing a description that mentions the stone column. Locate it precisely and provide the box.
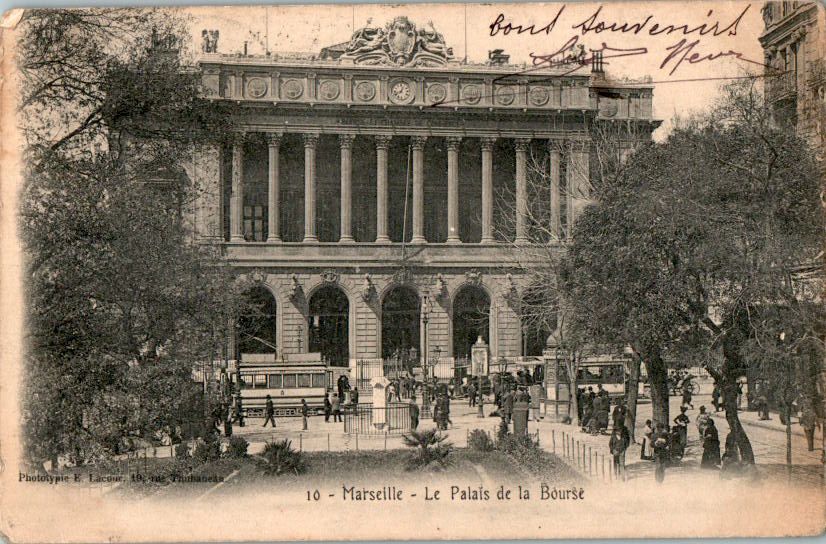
[446,136,462,244]
[266,133,282,243]
[410,136,427,245]
[339,134,355,243]
[303,133,319,243]
[375,135,392,243]
[480,137,496,243]
[550,147,561,239]
[515,138,530,243]
[230,133,245,242]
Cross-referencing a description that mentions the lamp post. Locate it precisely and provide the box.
[421,295,431,417]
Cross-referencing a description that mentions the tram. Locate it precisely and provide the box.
[235,353,330,417]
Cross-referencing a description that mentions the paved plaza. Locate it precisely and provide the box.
[228,389,825,488]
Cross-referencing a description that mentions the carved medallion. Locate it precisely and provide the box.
[318,80,340,101]
[426,83,447,104]
[495,85,516,106]
[529,86,550,107]
[388,79,415,104]
[248,268,266,284]
[320,269,339,284]
[246,77,268,99]
[599,97,619,118]
[461,84,482,105]
[354,81,377,102]
[465,269,482,286]
[282,79,303,100]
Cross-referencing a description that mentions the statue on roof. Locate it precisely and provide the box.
[340,16,452,67]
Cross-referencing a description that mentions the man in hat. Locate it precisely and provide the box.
[263,395,275,428]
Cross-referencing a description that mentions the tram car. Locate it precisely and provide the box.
[235,353,329,417]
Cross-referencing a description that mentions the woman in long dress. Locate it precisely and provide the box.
[701,419,721,469]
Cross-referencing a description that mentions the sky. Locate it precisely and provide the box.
[185,1,767,139]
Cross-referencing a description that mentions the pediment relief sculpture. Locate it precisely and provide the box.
[342,16,454,67]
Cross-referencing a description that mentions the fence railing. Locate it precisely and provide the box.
[343,402,414,435]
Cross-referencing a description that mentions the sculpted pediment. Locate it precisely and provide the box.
[341,16,453,68]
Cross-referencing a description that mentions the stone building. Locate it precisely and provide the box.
[188,16,658,380]
[760,1,826,159]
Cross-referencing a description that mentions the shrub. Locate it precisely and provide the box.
[262,439,306,475]
[192,437,221,464]
[468,429,495,452]
[402,428,453,470]
[174,443,191,459]
[226,436,249,459]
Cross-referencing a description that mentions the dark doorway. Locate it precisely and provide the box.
[237,286,277,354]
[521,286,557,356]
[381,286,420,359]
[453,286,490,360]
[308,285,349,366]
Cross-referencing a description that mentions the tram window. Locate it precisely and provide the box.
[283,374,296,388]
[297,374,311,388]
[268,374,282,388]
[239,374,250,388]
[312,373,325,388]
[254,374,267,388]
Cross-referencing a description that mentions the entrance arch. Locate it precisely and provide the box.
[237,285,277,354]
[308,285,350,366]
[452,285,490,360]
[520,286,557,356]
[381,286,420,359]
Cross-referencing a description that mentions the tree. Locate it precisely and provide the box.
[564,78,824,465]
[18,9,239,466]
[493,118,653,429]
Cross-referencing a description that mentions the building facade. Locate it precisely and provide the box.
[760,0,826,159]
[189,17,657,378]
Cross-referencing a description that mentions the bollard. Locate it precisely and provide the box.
[385,432,388,451]
[575,440,579,468]
[536,428,540,447]
[328,433,330,452]
[601,454,606,480]
[583,443,587,472]
[552,430,556,454]
[588,446,592,476]
[609,457,613,482]
[299,433,303,452]
[356,433,359,451]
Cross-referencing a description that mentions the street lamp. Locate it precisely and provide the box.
[421,294,431,417]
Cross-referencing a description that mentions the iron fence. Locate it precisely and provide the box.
[344,402,414,435]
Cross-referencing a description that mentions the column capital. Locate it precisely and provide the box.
[410,135,428,150]
[446,136,462,151]
[339,134,355,149]
[303,133,319,148]
[515,138,531,152]
[375,134,392,149]
[232,130,248,144]
[480,136,497,151]
[265,132,283,147]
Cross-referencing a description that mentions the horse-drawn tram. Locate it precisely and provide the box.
[235,353,329,417]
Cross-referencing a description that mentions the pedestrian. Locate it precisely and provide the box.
[332,392,342,423]
[757,385,771,420]
[503,387,514,425]
[468,382,476,407]
[324,393,331,422]
[263,394,276,428]
[351,387,359,407]
[696,405,710,438]
[612,399,627,429]
[712,383,721,412]
[801,402,817,452]
[576,388,584,425]
[609,421,631,480]
[301,398,309,430]
[681,383,694,410]
[736,382,743,409]
[721,430,741,476]
[641,419,655,461]
[701,418,721,469]
[234,394,245,427]
[409,402,420,430]
[673,405,690,449]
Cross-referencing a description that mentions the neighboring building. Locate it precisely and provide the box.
[189,16,658,381]
[760,1,826,159]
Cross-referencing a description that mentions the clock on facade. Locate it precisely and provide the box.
[389,80,413,104]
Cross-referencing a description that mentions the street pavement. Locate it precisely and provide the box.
[230,391,824,487]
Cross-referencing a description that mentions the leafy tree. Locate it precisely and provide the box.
[19,9,239,466]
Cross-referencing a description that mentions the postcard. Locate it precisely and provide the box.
[1,1,825,541]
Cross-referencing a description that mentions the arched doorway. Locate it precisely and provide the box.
[237,285,277,355]
[381,286,420,360]
[308,285,349,367]
[452,285,490,360]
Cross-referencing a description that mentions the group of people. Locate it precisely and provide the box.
[577,384,620,435]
